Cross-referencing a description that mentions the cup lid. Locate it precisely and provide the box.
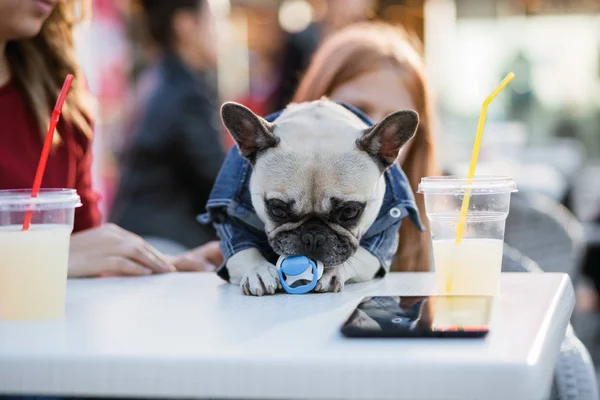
[0,189,82,211]
[417,176,517,195]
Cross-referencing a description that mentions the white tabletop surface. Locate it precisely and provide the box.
[0,272,574,400]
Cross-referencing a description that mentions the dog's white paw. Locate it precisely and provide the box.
[240,263,281,296]
[315,267,345,293]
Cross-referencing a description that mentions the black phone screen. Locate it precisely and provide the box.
[341,295,492,338]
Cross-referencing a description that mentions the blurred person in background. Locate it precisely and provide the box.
[294,22,438,272]
[272,0,377,112]
[0,0,221,277]
[110,0,226,255]
[234,4,284,122]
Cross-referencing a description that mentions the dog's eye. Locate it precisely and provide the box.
[270,206,287,219]
[266,199,292,221]
[331,201,365,223]
[340,206,360,221]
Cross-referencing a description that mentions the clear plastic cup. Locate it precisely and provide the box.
[418,177,517,296]
[0,189,81,320]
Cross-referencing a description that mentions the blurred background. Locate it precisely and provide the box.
[79,0,600,220]
[75,0,600,383]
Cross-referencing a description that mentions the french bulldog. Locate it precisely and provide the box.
[218,99,419,296]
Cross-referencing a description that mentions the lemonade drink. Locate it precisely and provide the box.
[432,295,493,330]
[432,239,503,295]
[418,177,516,296]
[0,225,72,319]
[0,189,80,320]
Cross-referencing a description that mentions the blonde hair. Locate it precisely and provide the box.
[294,22,439,272]
[5,0,94,143]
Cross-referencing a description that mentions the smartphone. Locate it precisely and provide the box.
[340,295,493,338]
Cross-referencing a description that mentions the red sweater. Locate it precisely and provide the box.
[0,80,101,232]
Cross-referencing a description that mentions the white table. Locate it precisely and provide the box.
[0,273,574,400]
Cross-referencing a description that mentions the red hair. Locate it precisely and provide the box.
[294,22,438,272]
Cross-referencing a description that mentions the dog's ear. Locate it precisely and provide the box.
[221,102,279,162]
[356,110,419,169]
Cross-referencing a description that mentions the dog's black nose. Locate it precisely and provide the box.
[301,232,326,253]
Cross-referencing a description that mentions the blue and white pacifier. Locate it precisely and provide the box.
[275,256,324,294]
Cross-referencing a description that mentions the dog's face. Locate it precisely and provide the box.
[221,100,418,266]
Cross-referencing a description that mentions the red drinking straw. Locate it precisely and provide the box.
[22,74,75,231]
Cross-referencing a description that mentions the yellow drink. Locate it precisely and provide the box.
[433,239,504,296]
[432,296,493,331]
[0,224,72,320]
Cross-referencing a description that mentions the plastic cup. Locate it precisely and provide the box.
[418,177,517,296]
[0,189,81,320]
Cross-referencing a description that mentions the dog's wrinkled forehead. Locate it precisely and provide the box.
[273,101,369,145]
[255,151,381,212]
[252,101,382,213]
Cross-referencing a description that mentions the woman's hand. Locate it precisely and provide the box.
[170,241,224,272]
[68,224,176,278]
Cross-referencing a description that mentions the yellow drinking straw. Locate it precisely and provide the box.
[454,72,515,245]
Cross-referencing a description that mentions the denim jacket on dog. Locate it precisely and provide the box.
[201,103,425,281]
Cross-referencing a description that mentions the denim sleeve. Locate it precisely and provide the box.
[213,214,276,282]
[214,215,267,260]
[359,218,402,277]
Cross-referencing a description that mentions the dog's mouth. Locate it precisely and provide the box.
[318,255,353,267]
[269,224,358,266]
[270,247,356,267]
